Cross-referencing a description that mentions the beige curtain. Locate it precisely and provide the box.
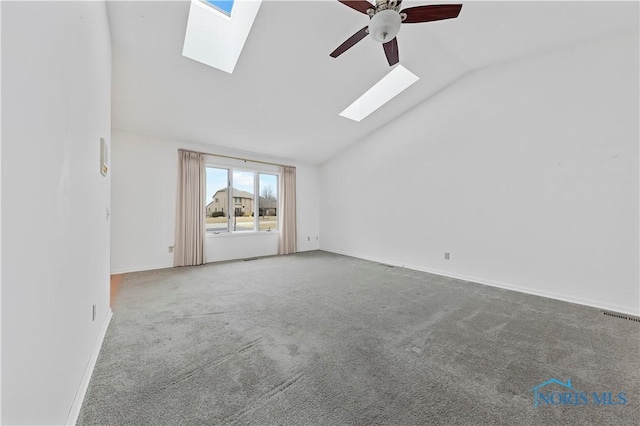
[174,150,206,266]
[278,166,297,255]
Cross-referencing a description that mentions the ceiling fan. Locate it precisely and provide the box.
[330,0,463,66]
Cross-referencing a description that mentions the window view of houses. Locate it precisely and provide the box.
[205,167,278,233]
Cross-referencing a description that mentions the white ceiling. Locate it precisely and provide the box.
[108,1,638,164]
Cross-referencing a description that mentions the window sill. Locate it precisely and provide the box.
[206,231,279,238]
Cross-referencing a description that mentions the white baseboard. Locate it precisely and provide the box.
[321,248,640,317]
[111,249,324,275]
[66,308,113,426]
[110,263,173,275]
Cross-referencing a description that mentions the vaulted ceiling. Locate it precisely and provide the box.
[107,1,638,164]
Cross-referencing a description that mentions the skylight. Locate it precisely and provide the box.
[340,65,419,122]
[202,0,234,16]
[183,0,262,74]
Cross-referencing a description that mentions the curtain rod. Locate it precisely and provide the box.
[178,148,293,168]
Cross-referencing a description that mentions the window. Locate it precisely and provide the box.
[232,170,254,232]
[205,164,278,234]
[184,0,261,74]
[201,0,234,16]
[205,167,229,233]
[340,65,419,122]
[259,173,278,231]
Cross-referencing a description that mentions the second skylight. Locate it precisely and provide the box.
[340,65,419,122]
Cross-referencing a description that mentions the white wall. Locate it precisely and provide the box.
[110,130,320,273]
[0,3,3,419]
[320,28,639,315]
[1,2,112,424]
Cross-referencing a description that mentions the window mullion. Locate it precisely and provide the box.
[228,170,233,232]
[254,173,259,232]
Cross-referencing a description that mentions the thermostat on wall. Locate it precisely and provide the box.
[100,137,109,176]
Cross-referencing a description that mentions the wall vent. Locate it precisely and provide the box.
[379,263,395,268]
[243,257,258,262]
[602,311,640,323]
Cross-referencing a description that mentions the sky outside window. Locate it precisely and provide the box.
[206,167,228,204]
[233,170,254,194]
[203,0,234,15]
[259,174,277,199]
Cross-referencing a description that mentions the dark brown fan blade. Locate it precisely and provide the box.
[330,26,369,58]
[401,4,462,24]
[383,37,399,66]
[338,0,374,15]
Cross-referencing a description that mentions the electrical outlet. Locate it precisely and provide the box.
[168,246,174,253]
[444,252,450,260]
[307,236,310,241]
[316,236,318,241]
[92,304,96,321]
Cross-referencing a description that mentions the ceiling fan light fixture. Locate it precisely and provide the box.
[331,1,463,66]
[368,9,401,43]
